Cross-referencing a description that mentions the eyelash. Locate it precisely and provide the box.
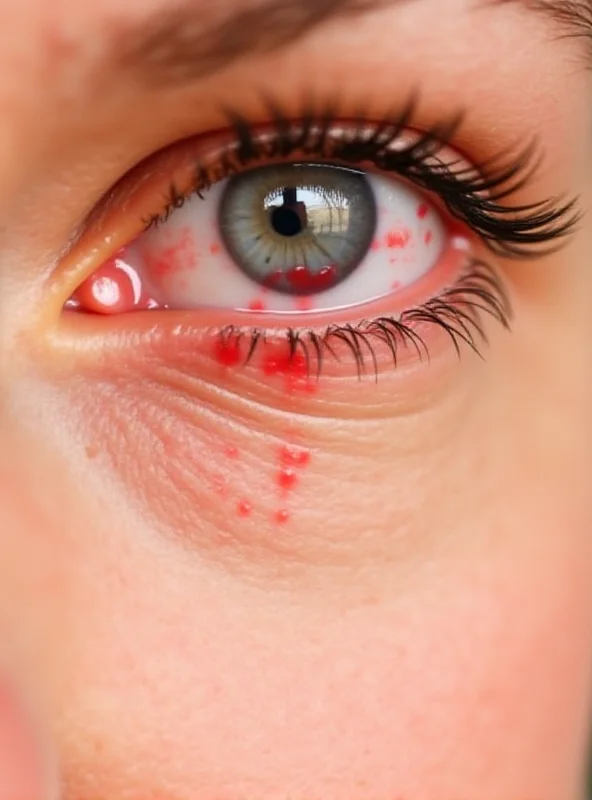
[94,96,579,380]
[216,260,510,381]
[145,96,579,259]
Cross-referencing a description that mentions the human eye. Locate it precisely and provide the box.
[57,97,577,389]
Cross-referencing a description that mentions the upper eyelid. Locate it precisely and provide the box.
[137,100,580,259]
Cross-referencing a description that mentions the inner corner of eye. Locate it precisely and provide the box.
[64,160,453,319]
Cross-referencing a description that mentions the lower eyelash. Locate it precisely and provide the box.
[214,259,511,381]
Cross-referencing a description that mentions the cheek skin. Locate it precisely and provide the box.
[2,419,591,800]
[3,259,592,800]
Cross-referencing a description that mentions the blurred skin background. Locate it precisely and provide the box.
[1,0,592,798]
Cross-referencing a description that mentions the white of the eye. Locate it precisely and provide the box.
[129,172,446,313]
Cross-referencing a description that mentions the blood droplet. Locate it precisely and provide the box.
[237,500,252,517]
[261,351,317,395]
[417,203,429,219]
[277,468,298,491]
[275,509,290,525]
[214,340,242,367]
[262,270,283,289]
[386,230,411,249]
[285,264,338,293]
[224,445,239,459]
[280,445,311,468]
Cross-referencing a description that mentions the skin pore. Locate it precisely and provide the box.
[1,0,592,798]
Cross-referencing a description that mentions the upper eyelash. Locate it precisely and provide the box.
[145,94,580,258]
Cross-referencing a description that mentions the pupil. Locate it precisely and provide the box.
[270,199,304,238]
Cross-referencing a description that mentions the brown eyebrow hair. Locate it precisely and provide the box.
[108,0,592,88]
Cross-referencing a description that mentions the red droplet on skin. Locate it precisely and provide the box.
[285,264,338,293]
[261,351,317,395]
[214,340,242,367]
[248,299,266,311]
[237,500,252,517]
[275,509,290,525]
[386,230,411,249]
[224,445,239,459]
[417,203,429,219]
[277,468,298,491]
[280,445,311,468]
[424,230,433,245]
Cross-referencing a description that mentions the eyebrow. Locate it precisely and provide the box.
[108,0,592,88]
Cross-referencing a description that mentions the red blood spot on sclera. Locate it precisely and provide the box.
[248,299,266,311]
[370,239,382,252]
[417,203,429,219]
[386,230,411,249]
[146,227,197,279]
[237,500,252,517]
[295,296,314,312]
[424,230,433,245]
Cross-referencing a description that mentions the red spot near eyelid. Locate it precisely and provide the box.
[386,229,411,249]
[248,299,266,311]
[285,264,337,293]
[417,203,429,219]
[214,340,242,367]
[277,468,298,491]
[280,445,311,468]
[262,352,317,394]
[237,500,252,517]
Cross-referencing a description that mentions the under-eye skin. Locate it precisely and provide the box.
[60,95,579,383]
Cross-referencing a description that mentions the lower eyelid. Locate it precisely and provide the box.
[51,251,510,398]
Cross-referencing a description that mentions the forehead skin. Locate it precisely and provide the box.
[1,1,592,800]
